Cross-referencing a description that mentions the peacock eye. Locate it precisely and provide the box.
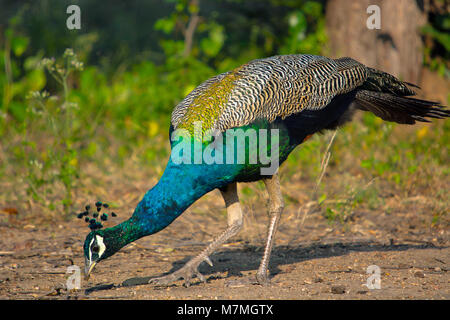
[92,245,100,253]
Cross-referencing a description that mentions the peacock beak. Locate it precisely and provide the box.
[84,257,97,280]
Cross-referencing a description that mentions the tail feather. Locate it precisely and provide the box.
[355,90,449,124]
[355,68,449,124]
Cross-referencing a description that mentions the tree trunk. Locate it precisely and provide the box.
[325,0,427,84]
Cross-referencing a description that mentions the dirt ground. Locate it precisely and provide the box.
[0,184,448,300]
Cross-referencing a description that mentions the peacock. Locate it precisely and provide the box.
[82,54,449,286]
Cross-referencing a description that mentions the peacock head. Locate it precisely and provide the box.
[83,229,115,279]
[75,201,119,279]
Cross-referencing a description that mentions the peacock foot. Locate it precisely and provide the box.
[148,258,209,287]
[255,270,271,286]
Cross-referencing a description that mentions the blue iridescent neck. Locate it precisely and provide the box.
[132,158,222,235]
[108,157,238,247]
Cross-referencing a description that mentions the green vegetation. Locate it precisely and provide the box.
[0,0,448,226]
[421,0,450,78]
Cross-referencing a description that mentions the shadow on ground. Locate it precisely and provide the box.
[85,240,443,295]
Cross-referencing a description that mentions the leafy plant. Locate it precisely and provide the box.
[20,49,84,214]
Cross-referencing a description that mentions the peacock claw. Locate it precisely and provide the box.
[148,261,207,287]
[204,256,213,267]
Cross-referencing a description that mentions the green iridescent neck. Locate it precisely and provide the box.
[96,218,144,259]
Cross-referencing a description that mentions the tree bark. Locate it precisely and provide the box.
[325,0,427,84]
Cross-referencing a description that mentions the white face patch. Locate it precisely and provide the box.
[89,237,95,262]
[95,235,106,258]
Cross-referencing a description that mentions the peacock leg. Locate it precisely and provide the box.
[149,182,243,287]
[256,173,284,285]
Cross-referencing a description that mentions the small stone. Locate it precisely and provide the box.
[331,285,346,294]
[357,290,368,294]
[414,271,425,278]
[314,276,324,283]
